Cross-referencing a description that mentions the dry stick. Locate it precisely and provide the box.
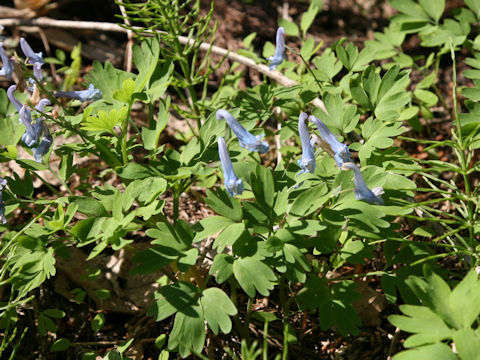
[0,17,327,111]
[117,1,133,72]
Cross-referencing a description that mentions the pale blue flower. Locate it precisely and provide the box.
[7,85,23,113]
[218,136,244,197]
[0,177,6,224]
[20,37,44,65]
[341,162,384,205]
[309,115,352,168]
[33,130,53,163]
[267,27,286,70]
[20,105,36,147]
[32,99,51,144]
[297,112,316,175]
[216,109,269,154]
[20,38,44,81]
[55,84,102,102]
[0,42,13,80]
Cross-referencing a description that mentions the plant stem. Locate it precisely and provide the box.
[121,102,134,165]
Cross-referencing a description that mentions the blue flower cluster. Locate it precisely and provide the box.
[299,113,383,204]
[0,33,103,224]
[8,85,52,162]
[215,107,383,204]
[216,109,270,196]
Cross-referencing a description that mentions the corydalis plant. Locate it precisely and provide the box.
[309,115,352,167]
[297,112,316,175]
[0,42,12,79]
[267,26,286,70]
[218,136,244,197]
[341,162,384,205]
[20,37,44,80]
[55,83,102,102]
[216,109,269,153]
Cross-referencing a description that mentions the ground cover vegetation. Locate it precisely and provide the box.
[0,0,480,359]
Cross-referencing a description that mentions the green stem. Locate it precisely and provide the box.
[263,321,269,360]
[47,164,73,196]
[279,275,289,360]
[121,102,134,165]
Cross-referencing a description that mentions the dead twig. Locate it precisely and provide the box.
[0,17,327,111]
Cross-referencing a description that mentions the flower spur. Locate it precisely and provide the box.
[341,162,384,205]
[309,115,352,168]
[297,112,316,175]
[218,136,244,197]
[216,109,269,154]
[267,27,286,70]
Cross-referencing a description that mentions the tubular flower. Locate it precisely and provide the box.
[0,177,6,224]
[267,27,286,70]
[7,85,22,113]
[309,115,352,168]
[32,99,51,144]
[216,109,269,154]
[33,127,53,163]
[20,38,44,80]
[20,105,36,147]
[218,136,244,197]
[297,112,316,175]
[0,42,13,79]
[55,83,103,102]
[341,162,384,205]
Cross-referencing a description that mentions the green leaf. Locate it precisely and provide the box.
[155,334,167,350]
[453,328,480,360]
[389,305,453,347]
[278,18,299,37]
[193,216,234,242]
[82,106,127,134]
[51,338,71,352]
[414,89,438,106]
[214,223,245,252]
[392,343,456,360]
[297,276,361,335]
[117,162,156,180]
[233,257,276,297]
[390,0,429,20]
[91,313,106,332]
[301,3,320,35]
[147,282,198,321]
[200,287,237,334]
[419,0,444,23]
[71,197,108,217]
[112,78,136,104]
[38,313,56,336]
[168,302,205,358]
[117,338,134,354]
[131,244,181,275]
[177,248,198,272]
[125,177,167,206]
[205,188,243,222]
[465,0,480,18]
[447,270,480,328]
[84,60,135,101]
[132,37,160,92]
[290,184,328,217]
[250,165,275,214]
[209,254,234,284]
[142,98,169,150]
[43,309,66,318]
